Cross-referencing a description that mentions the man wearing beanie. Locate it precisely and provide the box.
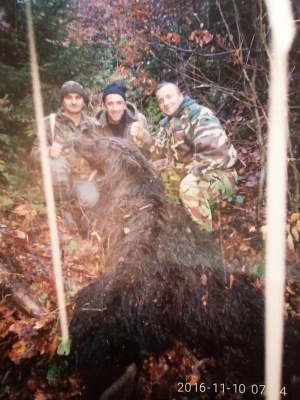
[96,82,150,149]
[31,80,100,230]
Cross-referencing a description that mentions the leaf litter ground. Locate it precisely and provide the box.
[0,139,299,399]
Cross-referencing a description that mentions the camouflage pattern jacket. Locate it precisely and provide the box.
[31,108,99,180]
[139,96,237,177]
[95,102,149,141]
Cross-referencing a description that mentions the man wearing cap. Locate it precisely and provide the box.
[131,82,238,231]
[31,80,100,229]
[96,82,150,145]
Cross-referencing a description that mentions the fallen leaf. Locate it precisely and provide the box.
[287,233,294,251]
[33,391,48,400]
[189,374,200,384]
[261,225,267,240]
[239,243,250,252]
[9,339,28,364]
[290,212,299,223]
[286,286,295,295]
[291,226,299,242]
[16,230,28,240]
[48,334,59,359]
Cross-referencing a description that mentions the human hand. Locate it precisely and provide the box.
[130,116,144,140]
[49,138,63,158]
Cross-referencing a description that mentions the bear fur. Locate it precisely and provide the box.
[69,137,275,399]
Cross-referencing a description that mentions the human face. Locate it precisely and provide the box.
[104,94,126,123]
[62,93,85,117]
[156,84,184,116]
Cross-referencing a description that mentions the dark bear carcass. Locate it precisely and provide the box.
[70,137,267,399]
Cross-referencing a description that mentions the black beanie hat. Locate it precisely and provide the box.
[60,81,88,103]
[102,82,127,102]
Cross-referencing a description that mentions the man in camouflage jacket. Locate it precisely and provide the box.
[131,82,238,230]
[31,81,100,227]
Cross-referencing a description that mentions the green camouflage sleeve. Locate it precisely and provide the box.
[133,114,170,160]
[146,125,169,160]
[131,123,168,160]
[188,106,237,176]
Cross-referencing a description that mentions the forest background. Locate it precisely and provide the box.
[0,1,300,398]
[1,0,300,219]
[1,0,300,302]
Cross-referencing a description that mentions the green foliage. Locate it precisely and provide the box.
[0,63,31,101]
[0,158,31,208]
[0,386,9,399]
[234,195,244,205]
[0,127,31,161]
[0,0,81,161]
[0,194,14,209]
[0,0,299,213]
[30,197,47,213]
[87,47,116,90]
[245,258,266,277]
[144,96,163,134]
[46,364,59,386]
[31,1,76,60]
[0,161,27,186]
[39,292,49,305]
[30,282,40,291]
[41,44,92,85]
[46,358,69,386]
[64,238,78,252]
[0,0,76,70]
